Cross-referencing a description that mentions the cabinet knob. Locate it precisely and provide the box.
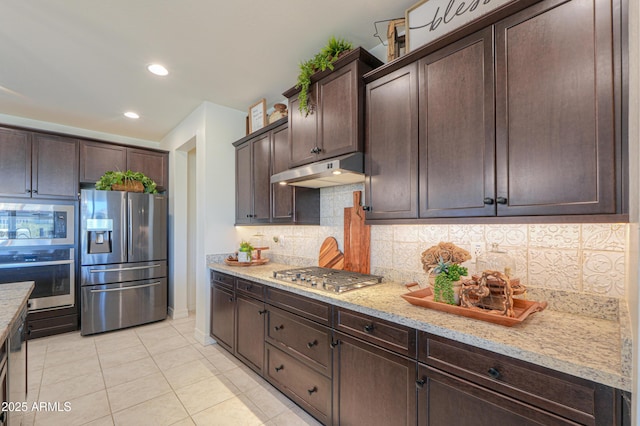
[310,147,316,154]
[496,197,508,205]
[306,340,318,348]
[32,189,38,194]
[362,205,371,212]
[307,386,318,395]
[483,197,494,205]
[25,189,31,193]
[258,309,267,315]
[245,284,252,290]
[415,378,426,389]
[274,325,284,331]
[330,340,340,348]
[228,297,234,302]
[487,367,501,379]
[363,323,375,333]
[274,365,284,372]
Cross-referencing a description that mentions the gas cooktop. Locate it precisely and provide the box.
[272,267,383,293]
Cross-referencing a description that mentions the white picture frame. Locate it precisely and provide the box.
[249,99,267,134]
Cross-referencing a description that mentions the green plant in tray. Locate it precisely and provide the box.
[95,170,158,194]
[433,258,468,305]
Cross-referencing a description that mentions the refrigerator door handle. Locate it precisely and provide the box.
[90,281,162,293]
[127,197,133,262]
[88,264,162,273]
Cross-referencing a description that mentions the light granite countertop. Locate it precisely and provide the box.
[0,281,34,343]
[209,262,632,392]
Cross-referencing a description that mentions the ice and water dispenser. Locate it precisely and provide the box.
[86,218,114,254]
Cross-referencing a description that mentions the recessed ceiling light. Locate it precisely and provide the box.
[147,63,169,76]
[124,111,140,119]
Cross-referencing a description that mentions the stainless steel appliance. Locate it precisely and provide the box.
[273,267,383,293]
[7,304,27,426]
[0,201,75,311]
[80,189,167,335]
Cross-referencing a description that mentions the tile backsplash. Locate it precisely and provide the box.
[234,183,628,316]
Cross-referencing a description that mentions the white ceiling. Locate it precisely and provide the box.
[0,1,415,141]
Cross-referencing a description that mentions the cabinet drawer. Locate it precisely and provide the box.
[266,344,331,425]
[420,333,613,425]
[210,271,234,290]
[266,287,332,325]
[236,279,264,300]
[266,306,331,377]
[334,308,416,357]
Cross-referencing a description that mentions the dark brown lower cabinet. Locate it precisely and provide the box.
[209,283,234,352]
[266,343,332,424]
[417,364,576,426]
[332,331,416,426]
[235,294,265,374]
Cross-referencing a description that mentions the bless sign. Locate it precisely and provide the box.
[406,0,512,51]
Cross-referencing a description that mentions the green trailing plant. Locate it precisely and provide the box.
[238,241,254,253]
[295,36,353,116]
[432,258,468,305]
[95,170,158,194]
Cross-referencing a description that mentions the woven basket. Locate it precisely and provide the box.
[112,180,144,192]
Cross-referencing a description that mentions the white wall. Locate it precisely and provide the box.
[160,101,245,344]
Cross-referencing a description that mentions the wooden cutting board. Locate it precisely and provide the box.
[344,191,371,274]
[319,237,344,270]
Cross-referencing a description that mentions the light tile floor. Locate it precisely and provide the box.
[22,314,322,426]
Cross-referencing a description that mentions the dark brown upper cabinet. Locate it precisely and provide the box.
[234,119,320,226]
[0,128,78,200]
[235,132,271,225]
[419,28,495,218]
[365,63,419,220]
[364,0,623,222]
[494,0,616,216]
[284,48,382,168]
[79,140,168,191]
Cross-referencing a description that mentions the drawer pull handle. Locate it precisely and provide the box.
[258,309,267,315]
[306,340,318,348]
[415,378,426,389]
[275,365,284,372]
[488,367,501,379]
[330,340,340,348]
[307,386,318,395]
[274,325,284,331]
[364,323,375,333]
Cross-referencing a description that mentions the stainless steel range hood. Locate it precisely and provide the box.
[270,152,364,188]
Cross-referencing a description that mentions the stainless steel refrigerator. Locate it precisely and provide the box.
[80,189,167,335]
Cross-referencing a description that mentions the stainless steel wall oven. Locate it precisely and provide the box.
[0,201,75,312]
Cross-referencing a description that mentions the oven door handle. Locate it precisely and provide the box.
[89,264,162,273]
[90,281,162,293]
[0,259,74,269]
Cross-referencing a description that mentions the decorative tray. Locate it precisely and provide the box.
[224,258,270,267]
[401,286,547,327]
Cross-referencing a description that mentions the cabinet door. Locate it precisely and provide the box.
[32,133,78,199]
[0,128,31,198]
[318,60,361,159]
[251,133,271,223]
[79,140,126,183]
[333,332,417,426]
[417,365,575,425]
[288,87,318,167]
[365,63,419,220]
[235,294,265,374]
[271,124,294,223]
[127,148,168,191]
[210,284,235,352]
[495,0,616,215]
[419,28,495,218]
[235,142,252,224]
